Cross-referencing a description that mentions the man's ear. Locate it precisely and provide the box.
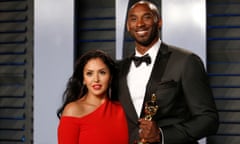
[127,22,130,31]
[158,18,162,28]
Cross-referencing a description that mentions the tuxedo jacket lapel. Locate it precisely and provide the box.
[118,57,139,124]
[140,43,171,118]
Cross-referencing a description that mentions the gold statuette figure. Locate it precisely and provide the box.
[138,93,159,144]
[144,93,159,121]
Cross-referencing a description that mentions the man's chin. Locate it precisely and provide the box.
[136,39,151,46]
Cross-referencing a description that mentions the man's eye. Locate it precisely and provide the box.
[129,17,137,21]
[143,15,152,20]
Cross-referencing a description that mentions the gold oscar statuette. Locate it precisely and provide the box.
[137,93,159,144]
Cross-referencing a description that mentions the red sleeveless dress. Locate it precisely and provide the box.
[58,100,128,144]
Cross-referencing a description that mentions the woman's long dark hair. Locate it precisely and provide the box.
[57,50,117,118]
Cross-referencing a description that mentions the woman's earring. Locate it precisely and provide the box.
[108,87,112,99]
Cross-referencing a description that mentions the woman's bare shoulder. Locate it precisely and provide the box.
[61,100,98,118]
[62,101,83,117]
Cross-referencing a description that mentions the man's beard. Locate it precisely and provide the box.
[136,29,159,46]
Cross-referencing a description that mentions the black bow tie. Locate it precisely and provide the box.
[131,54,151,67]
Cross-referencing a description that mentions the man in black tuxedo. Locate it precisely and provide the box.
[116,1,219,143]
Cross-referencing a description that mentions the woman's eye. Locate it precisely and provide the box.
[100,71,106,75]
[86,72,92,76]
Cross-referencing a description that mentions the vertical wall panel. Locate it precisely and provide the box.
[207,1,240,144]
[0,0,33,143]
[75,0,115,60]
[162,0,206,65]
[34,0,74,143]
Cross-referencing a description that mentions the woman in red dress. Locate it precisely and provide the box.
[57,50,128,144]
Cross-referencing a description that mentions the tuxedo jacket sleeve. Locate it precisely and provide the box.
[116,43,219,144]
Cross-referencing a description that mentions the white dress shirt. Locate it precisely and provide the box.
[127,39,161,117]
